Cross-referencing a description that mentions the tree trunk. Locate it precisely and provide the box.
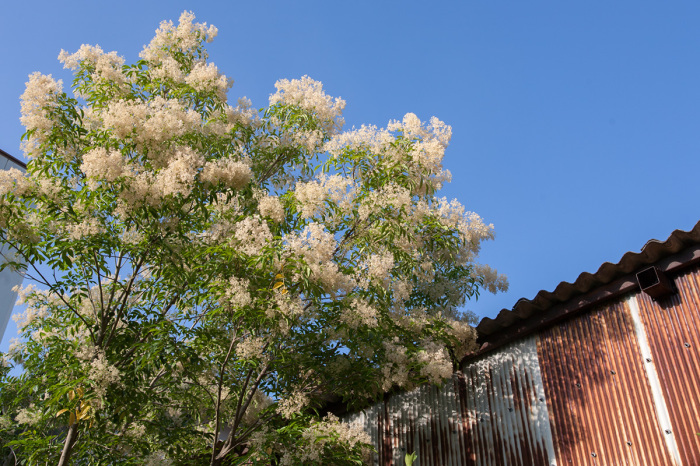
[58,423,78,466]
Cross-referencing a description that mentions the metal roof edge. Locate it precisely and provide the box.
[0,148,27,170]
[474,221,700,351]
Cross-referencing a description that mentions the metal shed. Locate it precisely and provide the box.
[346,222,700,465]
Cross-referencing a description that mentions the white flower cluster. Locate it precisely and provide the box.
[387,112,452,183]
[232,216,272,256]
[200,158,252,189]
[0,168,32,197]
[185,61,232,101]
[58,44,126,87]
[220,276,252,309]
[283,222,351,291]
[294,174,355,219]
[116,146,210,207]
[222,97,259,130]
[266,294,304,322]
[325,113,453,193]
[144,452,170,466]
[285,128,325,153]
[286,414,370,464]
[381,340,410,391]
[7,338,24,363]
[102,97,202,155]
[471,263,509,294]
[276,389,309,419]
[80,147,125,182]
[269,75,345,135]
[66,217,104,240]
[416,339,453,384]
[434,198,494,249]
[15,404,42,426]
[323,123,394,156]
[340,297,378,329]
[446,319,479,360]
[120,228,144,246]
[365,252,394,283]
[0,414,12,429]
[30,328,58,346]
[87,350,121,400]
[152,146,203,198]
[257,195,285,223]
[358,183,411,221]
[391,279,413,303]
[11,285,53,330]
[140,11,218,64]
[19,72,62,157]
[236,335,266,360]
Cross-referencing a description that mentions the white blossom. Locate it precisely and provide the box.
[236,335,266,360]
[258,195,285,223]
[185,61,232,101]
[232,215,272,256]
[15,404,42,425]
[86,349,121,400]
[140,11,218,65]
[200,158,251,189]
[270,76,345,135]
[80,147,125,182]
[0,168,32,197]
[340,297,378,329]
[276,390,309,419]
[19,72,62,157]
[221,276,252,308]
[58,44,126,86]
[416,339,453,384]
[294,174,355,218]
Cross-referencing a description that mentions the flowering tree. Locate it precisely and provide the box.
[0,12,506,465]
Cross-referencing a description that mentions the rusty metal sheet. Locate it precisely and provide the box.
[537,297,677,465]
[458,335,555,465]
[634,266,700,465]
[344,336,556,465]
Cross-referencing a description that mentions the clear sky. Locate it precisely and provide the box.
[2,1,700,349]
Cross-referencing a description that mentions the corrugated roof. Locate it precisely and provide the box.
[476,220,700,342]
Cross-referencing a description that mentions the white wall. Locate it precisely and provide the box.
[0,153,25,342]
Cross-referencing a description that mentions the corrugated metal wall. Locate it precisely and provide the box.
[537,298,677,465]
[345,373,470,466]
[345,264,700,465]
[345,337,556,466]
[457,337,555,465]
[635,267,700,465]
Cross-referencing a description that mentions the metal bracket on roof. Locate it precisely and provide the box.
[636,266,675,300]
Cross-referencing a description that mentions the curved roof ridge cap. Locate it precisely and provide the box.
[476,220,700,335]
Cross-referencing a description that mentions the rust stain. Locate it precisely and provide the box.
[537,298,677,465]
[635,267,700,466]
[347,337,555,465]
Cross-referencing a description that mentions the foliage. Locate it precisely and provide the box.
[405,451,418,466]
[0,11,506,465]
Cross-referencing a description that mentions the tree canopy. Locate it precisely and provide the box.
[0,12,506,465]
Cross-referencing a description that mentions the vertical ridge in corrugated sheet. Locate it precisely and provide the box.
[635,267,700,465]
[343,336,554,465]
[537,298,676,465]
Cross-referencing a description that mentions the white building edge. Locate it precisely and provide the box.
[0,149,26,342]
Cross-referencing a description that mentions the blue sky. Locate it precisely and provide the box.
[2,1,700,348]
